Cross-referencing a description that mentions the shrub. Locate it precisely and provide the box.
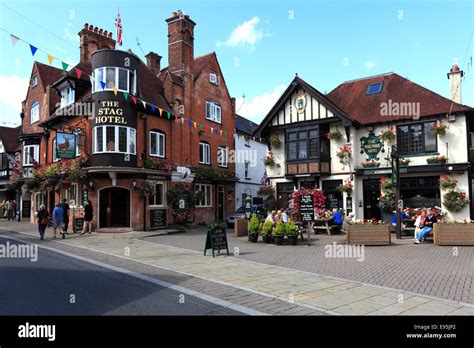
[273,222,285,236]
[261,220,273,236]
[248,214,260,235]
[285,221,298,236]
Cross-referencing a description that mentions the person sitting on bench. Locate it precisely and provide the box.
[415,209,437,244]
[330,208,343,233]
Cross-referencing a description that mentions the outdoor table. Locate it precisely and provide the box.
[313,218,332,235]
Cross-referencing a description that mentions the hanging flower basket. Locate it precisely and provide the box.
[443,191,469,212]
[263,155,275,166]
[339,180,353,195]
[336,146,352,164]
[362,159,381,168]
[399,158,411,166]
[136,180,154,196]
[426,155,447,164]
[380,177,393,191]
[326,130,342,141]
[439,175,458,190]
[270,136,282,148]
[431,120,448,136]
[257,184,275,198]
[378,192,396,212]
[380,127,396,143]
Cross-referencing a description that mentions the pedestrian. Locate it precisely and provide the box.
[37,204,49,240]
[415,208,437,244]
[52,203,65,239]
[12,200,17,220]
[5,200,12,220]
[80,199,93,235]
[61,199,70,234]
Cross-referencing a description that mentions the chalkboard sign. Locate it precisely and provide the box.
[328,198,340,210]
[22,201,31,218]
[299,195,314,222]
[74,218,84,233]
[150,209,167,229]
[204,225,229,257]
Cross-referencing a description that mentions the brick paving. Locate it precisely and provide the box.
[143,227,474,304]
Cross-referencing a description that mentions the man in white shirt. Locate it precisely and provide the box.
[266,210,276,225]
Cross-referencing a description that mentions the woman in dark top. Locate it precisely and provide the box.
[37,204,48,240]
[80,200,93,235]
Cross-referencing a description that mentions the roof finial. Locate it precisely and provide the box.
[295,73,298,77]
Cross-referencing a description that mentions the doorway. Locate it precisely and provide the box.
[99,187,130,228]
[217,186,225,221]
[363,179,381,220]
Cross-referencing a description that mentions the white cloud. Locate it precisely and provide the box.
[364,60,376,70]
[218,17,264,48]
[0,75,29,124]
[64,22,79,43]
[235,84,286,123]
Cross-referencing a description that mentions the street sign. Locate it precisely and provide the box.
[204,225,229,257]
[245,197,251,219]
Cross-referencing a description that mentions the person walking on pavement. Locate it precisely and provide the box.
[52,203,65,239]
[80,199,93,235]
[5,200,13,220]
[61,198,70,234]
[37,204,49,240]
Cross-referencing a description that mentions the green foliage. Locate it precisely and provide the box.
[248,214,260,234]
[273,222,286,236]
[261,220,273,235]
[285,221,298,236]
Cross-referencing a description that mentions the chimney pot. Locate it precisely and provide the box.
[94,27,98,33]
[88,25,93,31]
[99,28,103,35]
[104,30,108,36]
[108,32,112,39]
[84,23,88,29]
[172,11,177,17]
[447,64,463,104]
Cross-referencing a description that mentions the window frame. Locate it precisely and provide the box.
[217,146,228,167]
[31,75,38,88]
[60,86,75,108]
[148,181,166,207]
[199,142,211,165]
[30,101,40,124]
[196,184,212,207]
[205,101,222,124]
[210,72,220,85]
[150,130,166,158]
[286,127,320,161]
[23,144,39,166]
[92,66,136,95]
[396,122,438,155]
[92,126,137,155]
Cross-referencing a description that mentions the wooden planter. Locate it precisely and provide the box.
[433,223,474,246]
[234,218,248,237]
[346,224,391,245]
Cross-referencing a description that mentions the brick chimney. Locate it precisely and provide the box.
[447,64,463,104]
[166,10,195,77]
[145,52,162,76]
[78,23,116,64]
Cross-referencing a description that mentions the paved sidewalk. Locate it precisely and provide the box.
[1,221,473,316]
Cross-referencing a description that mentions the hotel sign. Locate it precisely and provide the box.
[95,101,127,125]
[360,132,384,161]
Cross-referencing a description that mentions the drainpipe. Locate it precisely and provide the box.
[143,114,148,231]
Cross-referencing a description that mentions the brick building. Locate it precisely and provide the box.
[16,10,236,231]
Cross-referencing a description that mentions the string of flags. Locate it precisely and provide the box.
[3,28,266,144]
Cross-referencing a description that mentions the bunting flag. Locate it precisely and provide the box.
[220,130,223,136]
[29,44,37,56]
[150,104,155,112]
[210,127,214,133]
[193,122,197,128]
[47,54,55,64]
[100,81,106,90]
[61,61,69,72]
[89,75,95,86]
[131,96,137,104]
[141,100,146,109]
[181,118,185,125]
[123,92,128,101]
[158,108,163,117]
[10,34,19,46]
[167,113,171,120]
[113,87,118,96]
[200,124,203,130]
[175,114,179,120]
[75,68,82,79]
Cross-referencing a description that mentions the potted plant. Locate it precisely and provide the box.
[399,158,411,166]
[362,159,381,168]
[273,222,285,245]
[439,175,458,190]
[431,120,448,136]
[248,214,260,243]
[336,146,352,164]
[426,155,447,164]
[257,184,275,198]
[261,220,273,244]
[443,191,469,212]
[263,155,275,166]
[285,221,298,245]
[380,126,396,143]
[270,136,282,148]
[326,129,342,141]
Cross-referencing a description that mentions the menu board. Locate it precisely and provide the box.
[204,225,229,257]
[22,201,31,218]
[150,209,167,229]
[299,195,314,222]
[74,218,84,233]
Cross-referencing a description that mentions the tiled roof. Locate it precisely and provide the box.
[35,61,64,87]
[193,52,215,82]
[0,126,21,152]
[326,73,473,125]
[235,115,258,135]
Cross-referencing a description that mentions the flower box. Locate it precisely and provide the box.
[433,223,474,246]
[346,224,391,245]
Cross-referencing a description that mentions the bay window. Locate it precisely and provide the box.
[93,126,136,154]
[92,66,136,94]
[397,122,437,155]
[150,131,165,158]
[286,128,319,160]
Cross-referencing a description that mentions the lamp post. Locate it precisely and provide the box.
[391,146,401,239]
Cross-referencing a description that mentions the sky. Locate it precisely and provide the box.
[0,0,473,127]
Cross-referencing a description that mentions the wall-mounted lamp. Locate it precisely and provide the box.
[132,180,137,190]
[448,166,453,172]
[88,180,94,190]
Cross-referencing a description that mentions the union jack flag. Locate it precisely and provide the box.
[260,170,269,185]
[30,153,40,169]
[115,8,123,46]
[6,153,20,172]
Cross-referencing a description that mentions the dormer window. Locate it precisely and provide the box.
[92,67,136,94]
[210,73,219,85]
[366,82,383,95]
[31,75,38,88]
[60,87,75,107]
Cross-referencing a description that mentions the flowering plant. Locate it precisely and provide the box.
[431,120,448,136]
[439,175,458,190]
[353,218,386,225]
[380,177,393,191]
[143,157,177,172]
[270,136,282,148]
[443,191,469,212]
[289,188,326,221]
[399,158,411,166]
[136,180,155,196]
[380,126,396,143]
[378,192,396,212]
[172,208,194,223]
[263,155,275,166]
[339,180,353,194]
[257,184,275,198]
[362,159,381,168]
[336,146,352,164]
[326,129,342,141]
[426,155,447,164]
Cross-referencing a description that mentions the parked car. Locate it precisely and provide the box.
[227,205,267,227]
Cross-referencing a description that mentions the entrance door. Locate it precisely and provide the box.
[363,179,381,220]
[99,187,130,228]
[217,186,225,221]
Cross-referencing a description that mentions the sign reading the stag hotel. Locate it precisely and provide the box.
[95,101,128,125]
